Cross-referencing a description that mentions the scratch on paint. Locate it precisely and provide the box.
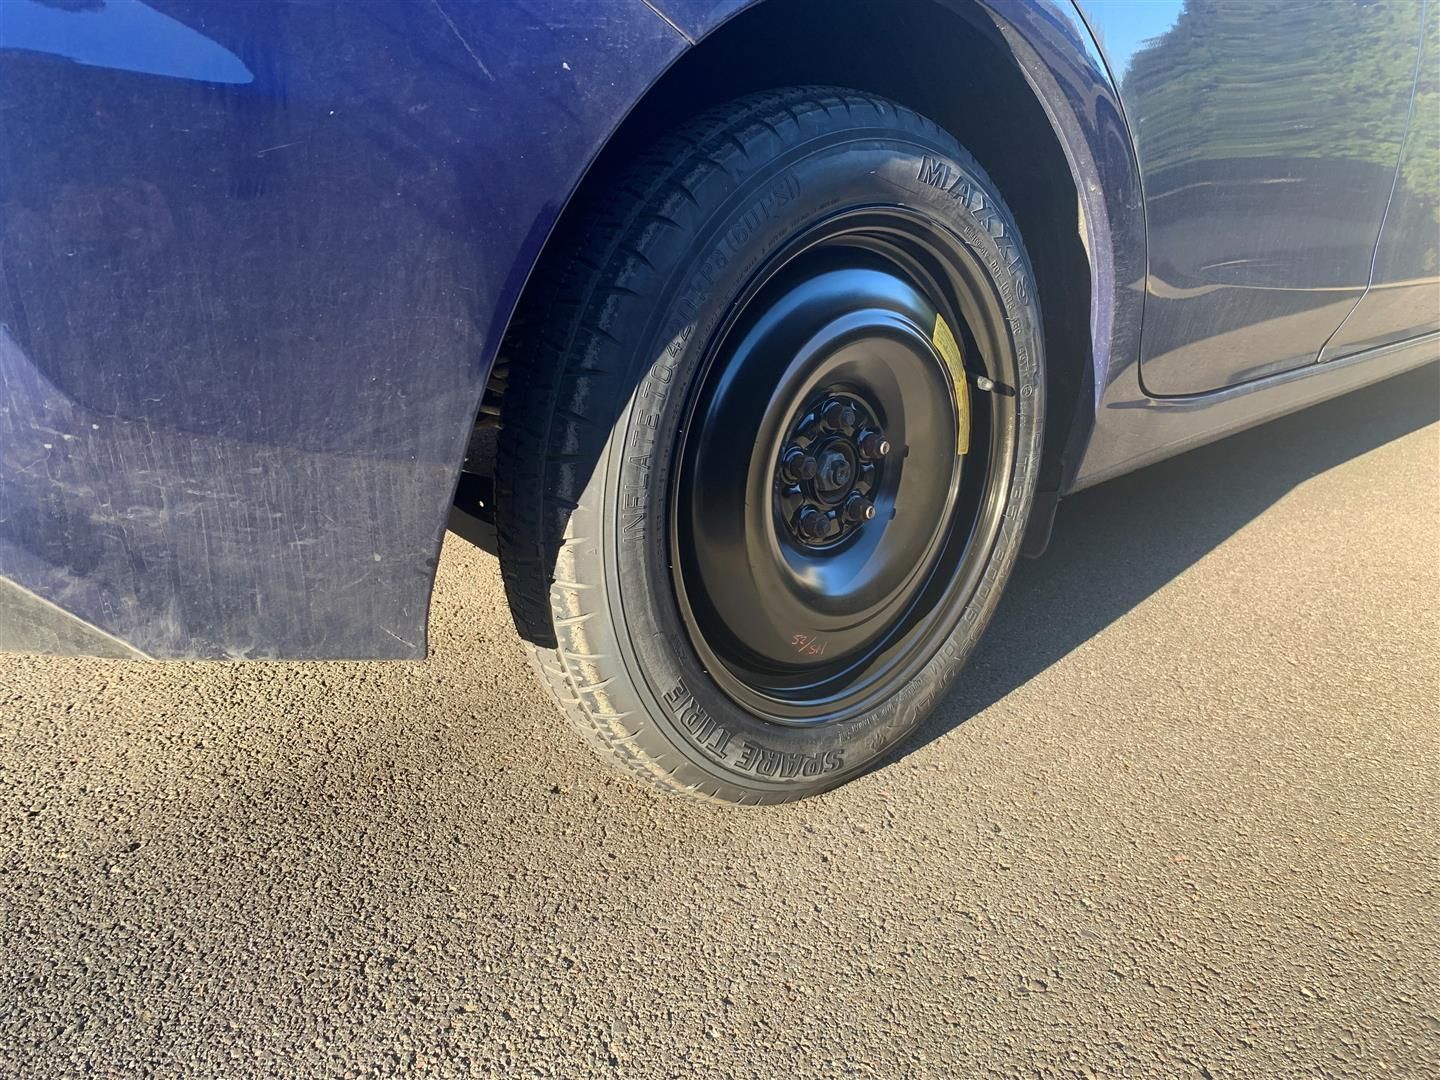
[379,626,416,649]
[638,0,695,45]
[428,0,495,80]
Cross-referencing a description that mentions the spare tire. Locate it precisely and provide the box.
[496,86,1044,803]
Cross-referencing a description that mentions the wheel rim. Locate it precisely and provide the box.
[671,207,1019,726]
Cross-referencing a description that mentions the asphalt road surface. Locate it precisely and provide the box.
[3,366,1437,1078]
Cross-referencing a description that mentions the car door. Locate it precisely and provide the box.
[1321,7,1439,360]
[1082,0,1426,396]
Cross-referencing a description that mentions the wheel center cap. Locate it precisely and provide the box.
[774,392,890,548]
[815,447,853,498]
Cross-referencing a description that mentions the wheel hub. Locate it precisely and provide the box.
[776,394,887,547]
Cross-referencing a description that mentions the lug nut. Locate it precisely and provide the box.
[821,400,858,433]
[844,494,876,524]
[858,431,891,460]
[783,448,818,483]
[796,507,829,540]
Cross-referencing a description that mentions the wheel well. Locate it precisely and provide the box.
[476,0,1092,511]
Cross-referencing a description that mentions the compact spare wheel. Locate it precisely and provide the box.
[497,87,1044,803]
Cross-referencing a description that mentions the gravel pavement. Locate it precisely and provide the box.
[2,366,1438,1078]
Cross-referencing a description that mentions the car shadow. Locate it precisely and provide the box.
[908,362,1439,750]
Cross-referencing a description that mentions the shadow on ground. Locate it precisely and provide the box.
[915,363,1440,747]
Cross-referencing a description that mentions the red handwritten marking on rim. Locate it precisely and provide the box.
[790,633,828,657]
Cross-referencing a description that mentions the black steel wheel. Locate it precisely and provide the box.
[675,208,1017,725]
[497,87,1044,803]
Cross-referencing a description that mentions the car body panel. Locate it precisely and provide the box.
[0,0,684,658]
[0,0,1434,660]
[1321,7,1440,360]
[1083,0,1425,397]
[1072,330,1438,493]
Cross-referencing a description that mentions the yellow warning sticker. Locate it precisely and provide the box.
[932,313,971,456]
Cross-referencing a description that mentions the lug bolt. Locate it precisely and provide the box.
[844,494,876,524]
[821,400,858,433]
[858,431,891,460]
[796,507,829,541]
[783,448,818,483]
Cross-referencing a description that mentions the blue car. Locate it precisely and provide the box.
[2,0,1435,801]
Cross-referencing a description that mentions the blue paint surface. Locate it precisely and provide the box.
[0,0,254,84]
[1087,0,1426,396]
[0,0,684,657]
